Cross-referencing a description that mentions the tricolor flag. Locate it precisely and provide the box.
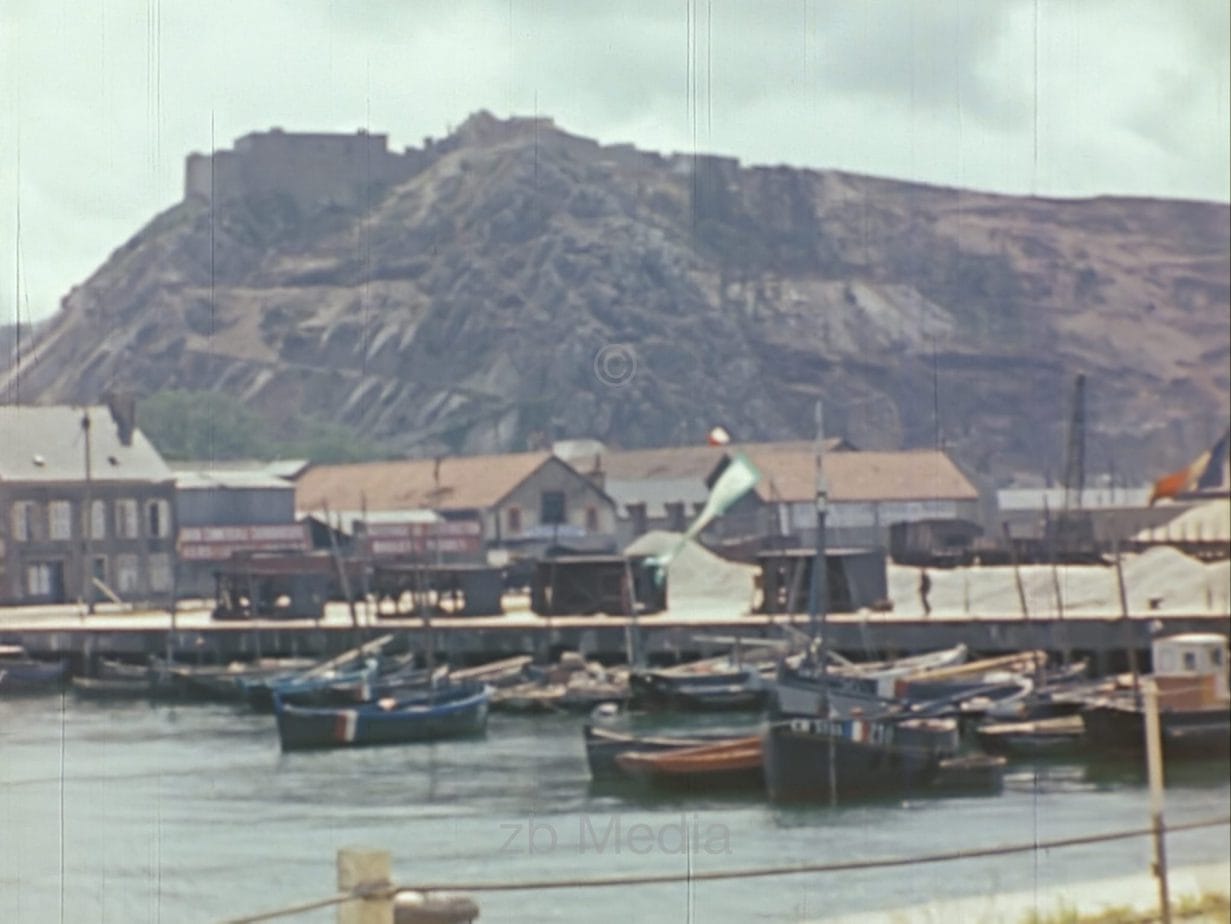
[651,450,762,577]
[1149,429,1230,505]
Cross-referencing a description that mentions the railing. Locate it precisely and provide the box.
[220,815,1231,924]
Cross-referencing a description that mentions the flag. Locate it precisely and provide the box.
[651,451,761,578]
[1150,429,1230,504]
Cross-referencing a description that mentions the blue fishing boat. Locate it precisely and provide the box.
[274,681,490,751]
[0,645,68,694]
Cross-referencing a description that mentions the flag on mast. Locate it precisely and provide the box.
[651,450,761,577]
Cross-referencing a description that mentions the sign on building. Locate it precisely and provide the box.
[178,523,310,561]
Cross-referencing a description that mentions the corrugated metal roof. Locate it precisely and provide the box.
[745,448,979,503]
[295,451,557,514]
[0,405,173,483]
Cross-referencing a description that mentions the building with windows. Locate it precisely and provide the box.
[294,451,619,560]
[0,402,177,606]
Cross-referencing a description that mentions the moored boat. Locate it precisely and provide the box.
[614,736,763,791]
[70,674,153,700]
[1081,633,1230,761]
[975,715,1087,758]
[583,723,745,780]
[274,681,490,751]
[0,645,68,694]
[762,714,960,803]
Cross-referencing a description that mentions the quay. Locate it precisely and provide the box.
[2,600,1227,673]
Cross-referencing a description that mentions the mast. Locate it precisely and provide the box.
[806,401,829,693]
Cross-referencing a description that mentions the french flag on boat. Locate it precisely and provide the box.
[333,710,359,743]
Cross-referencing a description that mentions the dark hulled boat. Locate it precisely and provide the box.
[1081,698,1229,759]
[1081,633,1230,761]
[274,681,490,751]
[762,714,960,803]
[0,645,68,694]
[628,664,768,712]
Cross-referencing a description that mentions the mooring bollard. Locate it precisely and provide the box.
[395,891,480,923]
[337,848,394,924]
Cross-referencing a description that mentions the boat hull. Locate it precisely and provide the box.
[1081,700,1230,760]
[275,684,489,751]
[762,716,959,803]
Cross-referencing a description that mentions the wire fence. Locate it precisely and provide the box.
[219,813,1231,923]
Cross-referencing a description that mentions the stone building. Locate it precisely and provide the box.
[0,402,176,606]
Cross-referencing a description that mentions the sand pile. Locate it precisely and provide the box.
[887,545,1230,617]
[624,531,757,618]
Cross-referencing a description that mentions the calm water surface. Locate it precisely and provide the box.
[1,695,1228,923]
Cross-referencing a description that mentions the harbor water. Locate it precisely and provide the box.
[1,695,1228,923]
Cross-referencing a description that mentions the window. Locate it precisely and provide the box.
[90,500,107,540]
[115,554,140,593]
[1183,651,1198,671]
[11,502,37,542]
[25,563,53,597]
[115,500,140,539]
[585,506,599,533]
[147,499,171,539]
[148,553,173,592]
[48,501,73,541]
[506,506,522,536]
[540,491,566,526]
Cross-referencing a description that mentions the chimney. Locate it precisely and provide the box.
[104,391,137,447]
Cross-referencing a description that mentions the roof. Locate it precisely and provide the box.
[176,470,296,491]
[597,439,850,482]
[295,451,562,513]
[743,448,979,503]
[0,405,173,483]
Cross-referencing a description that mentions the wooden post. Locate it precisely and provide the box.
[1143,679,1172,924]
[337,848,393,924]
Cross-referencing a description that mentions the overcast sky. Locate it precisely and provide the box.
[3,0,1228,324]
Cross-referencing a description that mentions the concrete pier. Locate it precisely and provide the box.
[1,599,1226,670]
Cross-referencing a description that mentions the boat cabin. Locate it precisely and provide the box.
[1151,633,1229,709]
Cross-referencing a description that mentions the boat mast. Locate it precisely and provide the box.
[807,401,830,696]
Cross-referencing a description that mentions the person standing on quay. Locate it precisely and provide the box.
[919,569,932,617]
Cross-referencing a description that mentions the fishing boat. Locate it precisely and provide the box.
[583,724,747,780]
[151,657,318,703]
[1081,634,1230,760]
[975,715,1087,758]
[928,753,1008,795]
[628,661,769,712]
[614,736,763,791]
[70,674,153,700]
[274,681,491,751]
[0,645,68,694]
[762,713,961,803]
[773,644,969,718]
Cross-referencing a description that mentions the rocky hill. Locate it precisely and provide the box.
[6,112,1228,485]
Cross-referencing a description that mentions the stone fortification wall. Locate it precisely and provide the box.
[184,128,426,210]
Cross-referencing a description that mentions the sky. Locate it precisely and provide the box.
[3,0,1229,325]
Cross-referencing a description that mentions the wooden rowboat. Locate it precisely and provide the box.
[274,681,490,751]
[614,736,763,790]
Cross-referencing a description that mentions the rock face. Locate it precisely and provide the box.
[6,112,1228,484]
